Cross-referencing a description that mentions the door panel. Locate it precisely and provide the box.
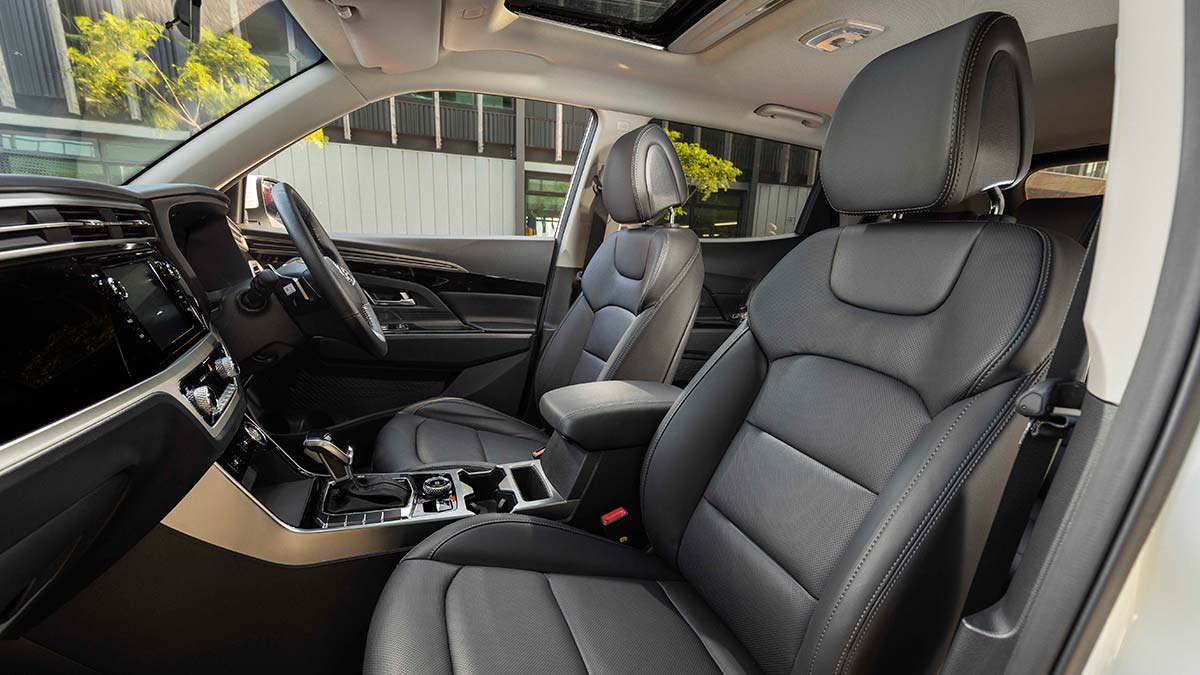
[240,226,555,432]
[675,235,802,385]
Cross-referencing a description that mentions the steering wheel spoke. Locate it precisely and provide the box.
[269,182,388,358]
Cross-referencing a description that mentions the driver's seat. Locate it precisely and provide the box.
[372,124,703,472]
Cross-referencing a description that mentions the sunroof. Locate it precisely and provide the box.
[505,0,725,47]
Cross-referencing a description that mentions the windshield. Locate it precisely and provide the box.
[0,0,322,184]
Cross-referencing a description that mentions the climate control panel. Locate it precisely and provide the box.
[180,346,239,424]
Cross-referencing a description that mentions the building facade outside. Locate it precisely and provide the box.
[0,0,819,239]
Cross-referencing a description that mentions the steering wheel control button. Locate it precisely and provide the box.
[422,475,453,499]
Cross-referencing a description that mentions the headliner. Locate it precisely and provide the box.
[285,0,1116,153]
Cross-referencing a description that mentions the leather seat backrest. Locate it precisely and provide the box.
[534,124,703,400]
[639,14,1084,674]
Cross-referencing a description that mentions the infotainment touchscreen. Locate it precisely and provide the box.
[106,262,194,350]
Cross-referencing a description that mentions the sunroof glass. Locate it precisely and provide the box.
[505,0,722,46]
[539,0,679,24]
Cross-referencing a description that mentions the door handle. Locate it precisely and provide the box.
[365,289,418,306]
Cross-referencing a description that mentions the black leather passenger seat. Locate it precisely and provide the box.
[371,124,703,471]
[364,13,1085,674]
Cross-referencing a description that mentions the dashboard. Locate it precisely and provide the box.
[0,176,245,636]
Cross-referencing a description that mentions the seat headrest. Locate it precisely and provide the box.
[600,124,689,225]
[821,13,1034,215]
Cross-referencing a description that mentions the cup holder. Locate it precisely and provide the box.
[458,466,517,515]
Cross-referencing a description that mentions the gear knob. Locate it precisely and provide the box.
[303,430,354,482]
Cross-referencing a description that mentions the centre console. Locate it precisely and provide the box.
[214,416,566,539]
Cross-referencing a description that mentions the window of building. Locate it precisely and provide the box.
[1025,161,1108,199]
[250,93,594,237]
[654,120,819,238]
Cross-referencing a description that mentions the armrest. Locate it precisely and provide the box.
[539,380,682,451]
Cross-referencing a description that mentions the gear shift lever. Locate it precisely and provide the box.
[304,430,354,482]
[303,430,414,516]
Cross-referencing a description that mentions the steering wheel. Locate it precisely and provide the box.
[269,182,388,357]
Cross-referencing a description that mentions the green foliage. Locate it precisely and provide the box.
[665,129,742,215]
[303,129,330,147]
[68,13,273,132]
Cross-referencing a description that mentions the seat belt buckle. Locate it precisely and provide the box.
[1017,378,1084,440]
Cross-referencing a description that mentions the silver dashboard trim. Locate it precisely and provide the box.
[0,220,153,234]
[0,238,158,263]
[0,334,239,477]
[162,464,473,566]
[163,456,566,566]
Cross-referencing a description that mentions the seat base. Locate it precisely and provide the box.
[373,398,548,472]
[364,514,759,675]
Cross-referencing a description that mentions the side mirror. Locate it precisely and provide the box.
[243,175,283,228]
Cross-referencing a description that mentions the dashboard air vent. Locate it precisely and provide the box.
[0,201,156,257]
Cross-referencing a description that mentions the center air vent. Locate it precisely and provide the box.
[0,201,156,257]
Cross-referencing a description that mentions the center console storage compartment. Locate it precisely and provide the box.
[536,380,681,533]
[510,464,551,501]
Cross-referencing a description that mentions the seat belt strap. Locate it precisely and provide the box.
[572,171,609,301]
[966,221,1099,610]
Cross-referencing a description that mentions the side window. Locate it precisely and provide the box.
[1025,161,1108,199]
[250,93,593,236]
[653,120,819,238]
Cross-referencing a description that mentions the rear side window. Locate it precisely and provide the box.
[1025,161,1108,199]
[653,120,819,239]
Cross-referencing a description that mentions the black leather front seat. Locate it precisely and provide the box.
[365,13,1084,674]
[372,124,704,471]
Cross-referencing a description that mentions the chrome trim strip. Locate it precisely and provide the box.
[0,220,153,234]
[0,334,238,476]
[0,238,157,263]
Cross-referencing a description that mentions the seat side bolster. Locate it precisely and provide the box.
[641,323,770,564]
[407,514,679,580]
[798,376,1030,675]
[364,559,459,675]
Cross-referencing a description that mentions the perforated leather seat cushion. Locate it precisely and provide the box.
[365,515,759,675]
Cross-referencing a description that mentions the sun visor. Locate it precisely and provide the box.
[328,0,442,72]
